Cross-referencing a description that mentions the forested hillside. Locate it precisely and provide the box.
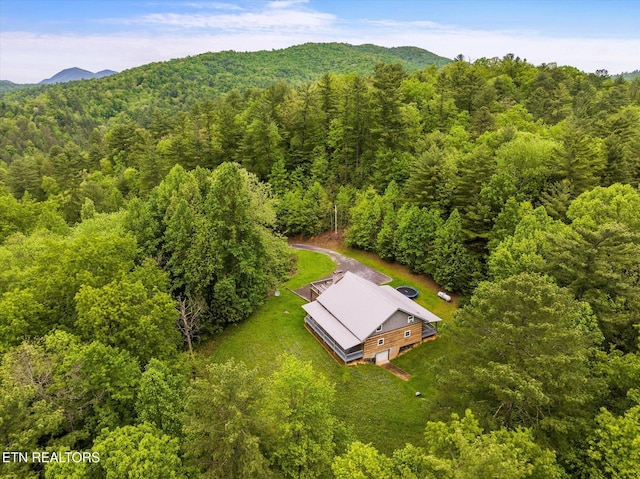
[0,43,449,157]
[0,80,33,93]
[1,43,640,478]
[622,69,640,81]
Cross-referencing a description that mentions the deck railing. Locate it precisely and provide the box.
[422,322,437,339]
[305,315,364,362]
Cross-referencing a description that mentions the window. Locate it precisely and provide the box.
[375,325,382,332]
[404,330,411,338]
[407,315,414,323]
[377,338,384,346]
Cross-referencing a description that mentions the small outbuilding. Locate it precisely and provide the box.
[303,272,442,364]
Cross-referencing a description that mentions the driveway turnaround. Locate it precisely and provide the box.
[291,244,392,301]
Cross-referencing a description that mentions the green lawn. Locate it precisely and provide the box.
[202,248,458,454]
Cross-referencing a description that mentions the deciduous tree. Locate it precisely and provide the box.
[437,273,603,450]
[75,262,180,364]
[332,442,393,479]
[262,354,347,479]
[394,205,443,274]
[545,184,640,350]
[587,391,640,479]
[93,423,184,479]
[135,359,185,437]
[419,410,563,479]
[430,209,479,293]
[0,331,141,457]
[345,187,383,251]
[183,359,270,479]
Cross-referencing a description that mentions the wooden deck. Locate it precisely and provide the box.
[304,322,363,366]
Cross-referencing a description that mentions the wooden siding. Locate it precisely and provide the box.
[363,321,423,361]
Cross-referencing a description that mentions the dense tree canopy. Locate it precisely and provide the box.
[587,391,640,479]
[183,359,270,479]
[436,273,604,449]
[262,354,348,479]
[332,410,563,479]
[0,331,140,457]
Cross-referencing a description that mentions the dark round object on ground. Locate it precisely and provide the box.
[396,286,419,298]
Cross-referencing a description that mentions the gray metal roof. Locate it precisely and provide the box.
[303,301,362,350]
[377,285,444,324]
[302,272,442,350]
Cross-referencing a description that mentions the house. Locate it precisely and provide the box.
[302,272,442,364]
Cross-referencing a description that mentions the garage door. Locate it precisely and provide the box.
[375,350,389,364]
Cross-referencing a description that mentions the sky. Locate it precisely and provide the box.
[1,0,639,83]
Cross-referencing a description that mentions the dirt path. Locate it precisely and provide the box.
[378,361,412,381]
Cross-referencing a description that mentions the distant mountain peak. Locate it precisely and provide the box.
[95,69,118,78]
[39,67,117,85]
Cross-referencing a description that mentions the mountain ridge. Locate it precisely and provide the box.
[1,42,448,94]
[39,67,118,85]
[0,80,32,93]
[112,42,450,94]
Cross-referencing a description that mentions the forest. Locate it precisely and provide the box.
[1,42,640,478]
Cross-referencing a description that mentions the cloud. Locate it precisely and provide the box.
[364,18,538,37]
[149,2,244,10]
[137,9,335,30]
[185,2,245,10]
[266,0,309,8]
[347,20,640,74]
[364,19,458,32]
[115,1,333,33]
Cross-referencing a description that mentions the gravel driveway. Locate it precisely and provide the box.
[291,244,392,301]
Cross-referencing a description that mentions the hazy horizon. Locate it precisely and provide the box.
[1,0,639,83]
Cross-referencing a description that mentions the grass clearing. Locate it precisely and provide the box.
[200,248,458,454]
